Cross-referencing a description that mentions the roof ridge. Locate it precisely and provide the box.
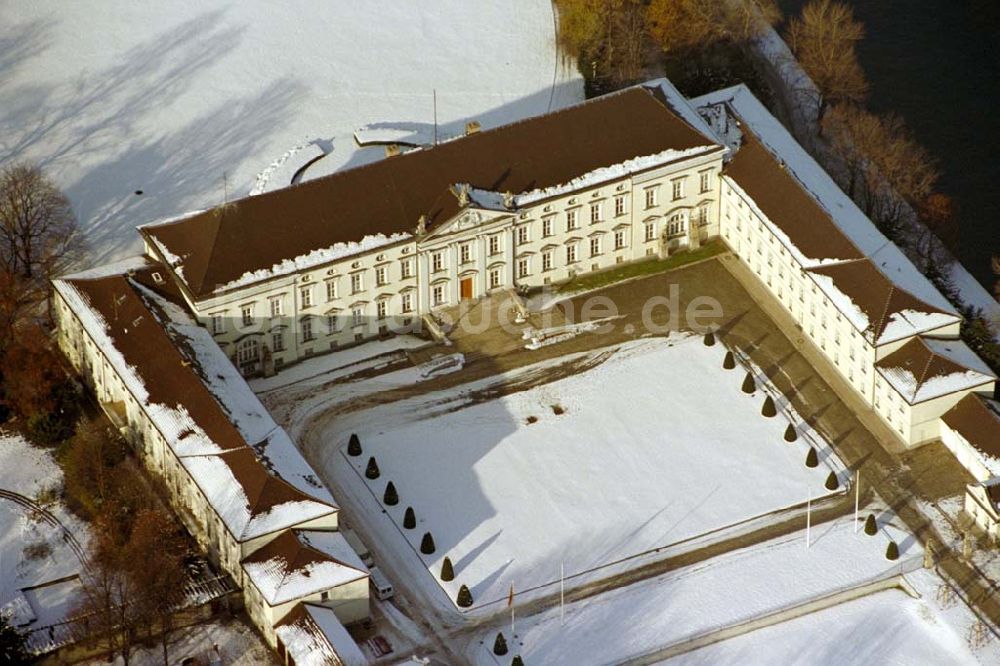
[913,345,937,402]
[293,530,368,573]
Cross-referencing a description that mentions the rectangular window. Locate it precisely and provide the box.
[644,187,657,209]
[326,280,339,301]
[241,304,254,326]
[644,222,656,242]
[542,217,553,237]
[432,252,444,272]
[269,296,283,318]
[432,284,445,306]
[566,209,579,231]
[489,267,502,289]
[672,178,685,201]
[614,195,626,217]
[300,286,313,308]
[272,332,284,352]
[377,300,388,319]
[615,229,626,250]
[351,306,364,327]
[517,257,530,278]
[566,243,578,264]
[460,243,472,264]
[401,292,413,313]
[327,314,340,333]
[375,266,387,286]
[697,204,709,226]
[542,250,553,272]
[590,236,601,257]
[302,317,314,341]
[700,170,711,194]
[211,313,224,334]
[517,225,530,245]
[351,273,363,294]
[590,202,602,224]
[400,258,413,279]
[489,234,501,256]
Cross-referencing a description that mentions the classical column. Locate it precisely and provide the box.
[503,225,515,288]
[417,251,430,314]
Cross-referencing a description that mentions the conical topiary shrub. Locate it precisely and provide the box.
[723,350,736,370]
[761,395,777,417]
[365,457,380,480]
[384,481,399,506]
[825,471,839,490]
[741,372,756,394]
[805,447,819,468]
[420,532,436,555]
[704,331,715,347]
[512,657,524,666]
[494,632,508,656]
[347,433,362,456]
[886,540,899,561]
[403,506,416,529]
[456,584,473,607]
[864,513,878,536]
[784,423,798,442]
[440,556,454,582]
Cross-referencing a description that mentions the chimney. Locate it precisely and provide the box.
[502,191,515,209]
[384,144,400,158]
[465,121,481,136]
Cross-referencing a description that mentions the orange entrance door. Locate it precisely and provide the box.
[460,277,473,300]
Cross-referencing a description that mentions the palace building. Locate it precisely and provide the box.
[52,78,1000,660]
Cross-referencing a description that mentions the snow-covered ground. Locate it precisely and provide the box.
[314,334,844,611]
[0,2,583,266]
[0,431,90,634]
[463,517,936,665]
[668,568,998,666]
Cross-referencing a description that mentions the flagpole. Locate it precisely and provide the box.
[806,488,812,549]
[560,562,565,625]
[854,470,860,533]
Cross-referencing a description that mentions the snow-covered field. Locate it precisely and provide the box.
[0,431,89,634]
[316,334,844,610]
[0,1,583,266]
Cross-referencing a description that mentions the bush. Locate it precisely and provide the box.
[403,506,416,529]
[784,423,798,442]
[384,481,399,506]
[805,447,818,468]
[741,372,755,394]
[723,350,736,369]
[761,395,776,417]
[886,540,899,561]
[0,612,29,664]
[347,434,362,456]
[703,331,715,346]
[494,632,508,656]
[825,472,839,490]
[864,513,878,536]
[440,556,454,582]
[513,657,524,666]
[421,532,436,555]
[457,584,473,607]
[365,457,380,480]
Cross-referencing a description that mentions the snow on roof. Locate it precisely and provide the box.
[275,603,367,666]
[249,142,327,196]
[943,395,1000,476]
[295,530,369,573]
[876,337,996,404]
[691,85,959,345]
[54,266,336,542]
[216,232,412,294]
[513,145,720,207]
[242,530,368,606]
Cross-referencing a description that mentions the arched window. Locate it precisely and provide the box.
[237,337,259,365]
[666,211,688,237]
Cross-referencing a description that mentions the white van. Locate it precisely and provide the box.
[369,566,394,601]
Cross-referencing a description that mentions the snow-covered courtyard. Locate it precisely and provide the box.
[314,334,845,610]
[1,1,583,266]
[0,431,90,647]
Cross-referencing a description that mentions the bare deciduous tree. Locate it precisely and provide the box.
[786,0,868,123]
[647,0,780,55]
[0,162,80,343]
[993,255,1000,301]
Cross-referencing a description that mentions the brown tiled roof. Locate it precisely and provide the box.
[808,259,952,341]
[724,133,863,263]
[69,273,247,453]
[215,448,326,525]
[943,394,1000,460]
[142,86,720,297]
[876,337,996,403]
